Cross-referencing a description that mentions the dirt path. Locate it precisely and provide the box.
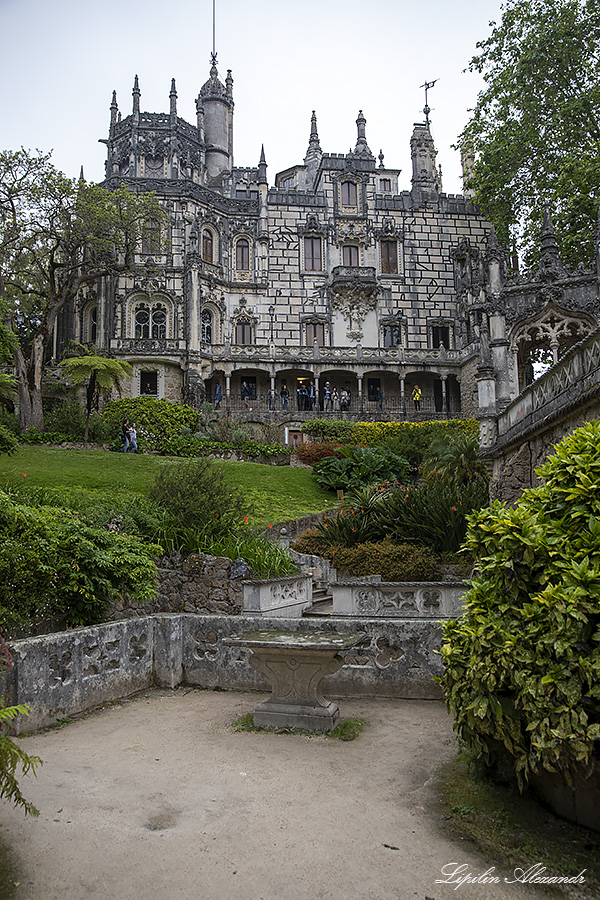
[0,691,584,900]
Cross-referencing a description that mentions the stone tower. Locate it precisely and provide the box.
[197,62,234,186]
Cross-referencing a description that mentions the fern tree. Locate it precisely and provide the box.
[60,355,133,447]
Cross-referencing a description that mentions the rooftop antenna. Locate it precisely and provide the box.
[211,0,217,67]
[420,79,438,126]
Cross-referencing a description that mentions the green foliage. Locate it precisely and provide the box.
[329,538,441,581]
[0,491,159,636]
[0,424,18,456]
[60,355,133,445]
[101,399,200,451]
[422,431,489,486]
[441,421,600,787]
[201,532,298,578]
[312,445,409,492]
[0,706,42,817]
[301,419,358,443]
[148,457,250,552]
[157,434,291,460]
[231,712,365,740]
[376,480,489,554]
[459,0,600,267]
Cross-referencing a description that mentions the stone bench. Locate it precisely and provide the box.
[224,629,364,731]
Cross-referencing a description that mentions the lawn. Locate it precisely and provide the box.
[0,447,334,527]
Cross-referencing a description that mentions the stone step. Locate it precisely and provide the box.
[303,595,333,617]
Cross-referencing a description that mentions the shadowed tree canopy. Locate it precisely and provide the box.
[458,0,600,269]
[0,149,167,432]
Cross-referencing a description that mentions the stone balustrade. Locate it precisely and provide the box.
[331,581,465,618]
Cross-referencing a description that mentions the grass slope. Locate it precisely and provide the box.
[0,447,333,527]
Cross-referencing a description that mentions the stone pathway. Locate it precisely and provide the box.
[0,691,585,900]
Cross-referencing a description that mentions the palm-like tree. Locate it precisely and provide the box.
[59,355,133,447]
[422,432,488,486]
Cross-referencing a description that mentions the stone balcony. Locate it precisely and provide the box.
[110,337,187,355]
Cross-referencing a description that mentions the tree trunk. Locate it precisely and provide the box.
[12,335,45,433]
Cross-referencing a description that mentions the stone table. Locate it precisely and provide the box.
[225,629,365,730]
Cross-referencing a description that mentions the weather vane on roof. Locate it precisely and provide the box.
[211,0,218,67]
[420,79,438,126]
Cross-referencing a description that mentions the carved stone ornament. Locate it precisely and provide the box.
[332,287,377,342]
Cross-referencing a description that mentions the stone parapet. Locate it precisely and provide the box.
[331,581,465,617]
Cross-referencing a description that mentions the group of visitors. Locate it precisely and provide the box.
[207,379,424,412]
[119,420,138,453]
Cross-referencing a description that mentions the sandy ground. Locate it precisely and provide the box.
[0,690,589,900]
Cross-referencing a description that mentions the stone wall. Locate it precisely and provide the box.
[6,613,445,732]
[108,552,254,620]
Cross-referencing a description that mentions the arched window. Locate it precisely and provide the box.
[236,239,250,271]
[202,310,213,344]
[382,322,402,348]
[341,181,357,206]
[135,305,150,339]
[202,229,214,263]
[151,306,166,340]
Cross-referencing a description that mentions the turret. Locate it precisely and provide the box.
[132,74,140,121]
[169,78,177,122]
[353,110,373,158]
[410,122,441,204]
[198,60,234,186]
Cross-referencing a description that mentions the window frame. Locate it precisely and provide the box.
[342,244,359,267]
[381,240,398,274]
[303,236,323,272]
[202,229,214,264]
[341,181,357,206]
[235,238,250,272]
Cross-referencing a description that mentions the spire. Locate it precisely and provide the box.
[308,111,321,153]
[538,208,564,281]
[132,75,140,117]
[420,79,438,127]
[258,144,267,184]
[410,120,441,204]
[353,110,373,158]
[110,90,118,128]
[170,78,177,118]
[226,69,233,99]
[461,142,475,199]
[79,166,85,182]
[304,110,323,189]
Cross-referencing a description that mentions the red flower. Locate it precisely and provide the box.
[244,516,248,523]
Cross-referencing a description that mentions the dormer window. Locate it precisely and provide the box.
[280,175,295,190]
[341,181,357,206]
[380,178,391,192]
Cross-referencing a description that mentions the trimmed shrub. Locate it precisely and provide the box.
[441,421,600,787]
[330,539,441,581]
[101,398,200,451]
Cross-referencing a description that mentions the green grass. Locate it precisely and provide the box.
[231,713,365,740]
[0,446,333,527]
[438,752,600,895]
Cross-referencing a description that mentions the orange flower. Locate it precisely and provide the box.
[244,516,248,522]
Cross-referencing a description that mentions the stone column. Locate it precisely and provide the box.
[441,374,447,413]
[225,374,231,412]
[399,374,406,416]
[357,375,363,413]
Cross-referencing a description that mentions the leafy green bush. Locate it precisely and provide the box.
[0,422,18,455]
[441,421,600,787]
[312,445,409,492]
[301,419,358,443]
[330,538,441,581]
[101,398,200,451]
[148,457,251,552]
[0,492,160,636]
[43,398,86,440]
[422,430,488,486]
[157,435,291,460]
[19,429,70,445]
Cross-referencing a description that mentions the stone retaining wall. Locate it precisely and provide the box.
[6,613,445,732]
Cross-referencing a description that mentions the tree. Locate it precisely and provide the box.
[459,0,600,268]
[59,355,133,447]
[0,149,167,432]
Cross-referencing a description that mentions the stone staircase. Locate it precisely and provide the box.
[303,585,333,617]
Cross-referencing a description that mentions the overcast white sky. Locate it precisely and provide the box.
[0,0,503,194]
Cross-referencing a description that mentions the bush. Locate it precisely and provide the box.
[330,539,441,581]
[148,457,251,552]
[440,421,600,787]
[0,492,160,636]
[202,532,298,578]
[43,398,86,441]
[295,441,348,465]
[101,398,200,451]
[312,445,410,492]
[301,419,357,443]
[0,422,18,455]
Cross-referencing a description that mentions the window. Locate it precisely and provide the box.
[306,323,325,346]
[341,181,357,206]
[202,229,214,263]
[342,245,359,267]
[381,240,398,274]
[280,176,295,190]
[134,305,150,339]
[304,236,322,272]
[236,188,247,199]
[380,178,391,192]
[151,306,166,340]
[145,156,163,178]
[249,190,259,200]
[382,322,402,348]
[201,310,212,344]
[140,371,158,396]
[432,325,450,349]
[235,321,252,345]
[236,239,250,271]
